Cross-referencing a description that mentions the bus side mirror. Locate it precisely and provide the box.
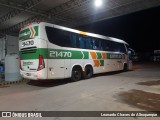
[129,48,135,55]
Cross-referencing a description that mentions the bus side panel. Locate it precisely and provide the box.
[47,44,65,79]
[91,52,126,74]
[47,59,65,79]
[64,59,71,78]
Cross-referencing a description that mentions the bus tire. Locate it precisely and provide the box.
[123,63,128,72]
[83,65,93,79]
[71,66,82,82]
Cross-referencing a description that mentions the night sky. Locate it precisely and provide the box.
[78,6,160,53]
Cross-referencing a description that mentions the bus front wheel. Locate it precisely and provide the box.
[71,66,82,81]
[83,66,93,79]
[123,63,128,72]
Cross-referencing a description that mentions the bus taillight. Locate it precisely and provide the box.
[37,55,45,71]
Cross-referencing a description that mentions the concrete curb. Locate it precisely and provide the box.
[0,79,29,86]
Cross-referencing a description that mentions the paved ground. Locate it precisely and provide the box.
[0,62,160,120]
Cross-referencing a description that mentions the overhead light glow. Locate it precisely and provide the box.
[95,0,102,7]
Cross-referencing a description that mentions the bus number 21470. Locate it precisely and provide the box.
[49,51,72,58]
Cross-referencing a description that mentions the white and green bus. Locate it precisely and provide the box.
[19,22,132,81]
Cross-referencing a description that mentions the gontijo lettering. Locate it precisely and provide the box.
[23,61,33,66]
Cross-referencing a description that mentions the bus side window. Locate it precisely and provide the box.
[111,42,116,52]
[99,39,103,50]
[93,39,100,50]
[45,26,55,43]
[113,42,120,52]
[70,34,77,48]
[119,43,127,53]
[45,26,71,47]
[86,38,92,49]
[105,40,112,51]
[61,31,71,47]
[78,36,85,49]
[103,40,109,51]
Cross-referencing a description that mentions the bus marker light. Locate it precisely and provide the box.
[80,31,87,35]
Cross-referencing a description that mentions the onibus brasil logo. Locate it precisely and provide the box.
[1,112,42,118]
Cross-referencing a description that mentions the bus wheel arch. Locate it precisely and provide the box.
[123,63,128,72]
[83,64,93,79]
[71,65,82,82]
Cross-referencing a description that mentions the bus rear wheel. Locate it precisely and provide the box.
[71,66,82,81]
[83,66,93,79]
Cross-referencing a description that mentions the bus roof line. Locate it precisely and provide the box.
[51,23,128,45]
[21,22,128,45]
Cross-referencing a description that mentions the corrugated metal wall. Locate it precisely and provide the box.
[0,37,5,62]
[0,35,19,63]
[6,35,19,55]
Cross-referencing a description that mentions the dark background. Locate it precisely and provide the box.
[77,6,160,53]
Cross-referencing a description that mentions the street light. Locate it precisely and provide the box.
[95,0,102,7]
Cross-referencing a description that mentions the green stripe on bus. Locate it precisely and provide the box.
[20,49,89,60]
[83,51,89,59]
[34,26,38,36]
[20,48,48,60]
[97,52,102,59]
[20,48,123,60]
[100,60,104,66]
[19,26,39,40]
[48,49,89,59]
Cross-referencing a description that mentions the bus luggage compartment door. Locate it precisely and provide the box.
[48,59,65,79]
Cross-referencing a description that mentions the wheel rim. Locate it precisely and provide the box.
[86,68,91,76]
[72,68,81,80]
[84,66,93,79]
